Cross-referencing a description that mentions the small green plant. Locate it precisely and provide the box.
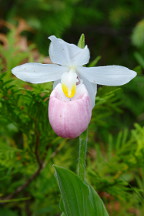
[0,24,143,216]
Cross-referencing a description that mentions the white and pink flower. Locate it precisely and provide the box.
[12,36,136,138]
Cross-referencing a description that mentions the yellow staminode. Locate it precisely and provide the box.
[62,83,76,98]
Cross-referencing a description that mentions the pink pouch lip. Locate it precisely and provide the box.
[48,84,92,138]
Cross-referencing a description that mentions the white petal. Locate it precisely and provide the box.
[12,63,67,83]
[49,35,90,66]
[79,74,97,108]
[78,65,137,86]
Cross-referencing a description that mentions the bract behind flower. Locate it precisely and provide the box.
[48,83,92,138]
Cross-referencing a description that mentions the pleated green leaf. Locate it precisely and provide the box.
[88,185,109,216]
[54,165,109,216]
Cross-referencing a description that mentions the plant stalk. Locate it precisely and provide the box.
[77,130,88,181]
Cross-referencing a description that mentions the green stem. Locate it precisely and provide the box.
[77,130,88,181]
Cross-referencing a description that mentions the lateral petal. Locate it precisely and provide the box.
[78,65,137,86]
[12,63,67,83]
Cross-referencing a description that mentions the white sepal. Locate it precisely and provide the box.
[53,80,61,89]
[49,35,90,66]
[79,74,97,108]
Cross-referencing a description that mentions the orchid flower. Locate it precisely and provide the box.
[12,35,136,138]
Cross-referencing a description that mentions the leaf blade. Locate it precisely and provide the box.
[54,165,109,216]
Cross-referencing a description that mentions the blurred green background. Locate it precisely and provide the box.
[0,0,144,215]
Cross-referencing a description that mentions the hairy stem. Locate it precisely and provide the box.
[77,130,88,181]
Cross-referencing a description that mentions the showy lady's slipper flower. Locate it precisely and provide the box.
[12,35,136,138]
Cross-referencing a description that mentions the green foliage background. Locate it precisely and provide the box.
[0,0,144,215]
